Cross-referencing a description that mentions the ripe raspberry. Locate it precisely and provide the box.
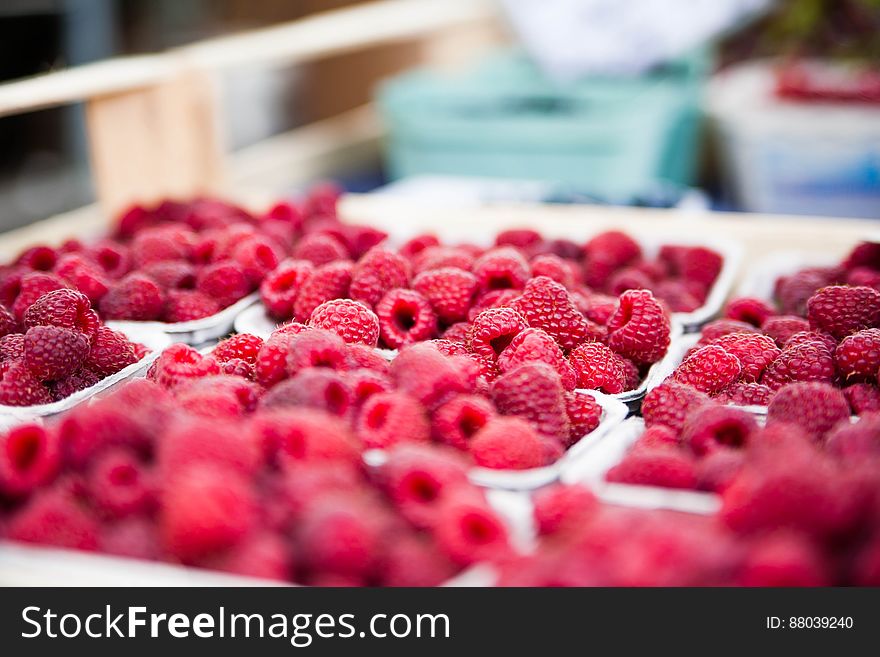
[259,259,313,320]
[824,414,880,462]
[672,345,742,395]
[835,328,880,382]
[348,367,393,405]
[160,465,255,563]
[159,414,262,479]
[761,315,811,346]
[496,228,542,251]
[0,423,60,497]
[290,231,349,265]
[163,289,221,322]
[807,285,880,339]
[411,267,478,325]
[777,269,831,315]
[399,233,440,260]
[232,235,282,285]
[470,415,558,469]
[608,266,652,296]
[150,343,220,389]
[16,245,57,271]
[432,489,511,565]
[675,246,723,291]
[23,325,89,381]
[442,321,472,344]
[680,405,757,455]
[760,341,834,390]
[425,338,469,358]
[843,240,880,271]
[346,344,390,374]
[139,259,196,290]
[635,424,679,449]
[7,487,99,550]
[724,297,775,327]
[569,342,626,394]
[739,532,829,587]
[431,394,496,450]
[641,381,711,434]
[262,368,353,418]
[695,448,745,493]
[131,229,192,268]
[491,362,570,442]
[767,382,850,441]
[607,289,671,364]
[532,484,599,536]
[308,299,379,347]
[843,383,880,414]
[220,358,253,379]
[510,276,599,351]
[564,392,603,446]
[285,329,350,374]
[390,343,474,410]
[699,318,758,344]
[178,375,259,418]
[54,253,109,303]
[412,245,474,274]
[374,287,439,348]
[196,261,252,308]
[11,272,67,321]
[715,381,774,407]
[606,447,698,489]
[783,330,837,353]
[472,247,530,292]
[350,247,410,307]
[709,332,781,382]
[497,327,576,390]
[50,367,100,400]
[0,304,17,338]
[293,260,353,320]
[254,408,358,468]
[577,292,618,325]
[530,254,578,288]
[88,240,131,279]
[213,333,264,364]
[467,289,519,323]
[0,361,52,406]
[87,448,155,519]
[356,391,430,448]
[583,231,641,270]
[22,288,99,341]
[99,273,165,321]
[380,533,458,587]
[469,307,527,361]
[652,280,701,312]
[254,332,296,387]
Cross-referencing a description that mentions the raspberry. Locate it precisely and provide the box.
[846,266,880,289]
[284,231,346,266]
[196,261,252,308]
[497,327,576,390]
[80,326,134,377]
[285,329,349,375]
[0,304,17,337]
[467,289,519,323]
[636,424,679,448]
[510,276,599,351]
[532,484,598,536]
[680,405,757,455]
[761,315,811,346]
[468,307,526,361]
[695,448,745,492]
[413,246,474,274]
[16,245,57,271]
[11,272,67,321]
[347,368,393,406]
[583,231,641,270]
[807,285,880,339]
[140,260,196,290]
[220,358,253,379]
[346,344,390,374]
[783,330,837,352]
[356,391,430,448]
[232,235,282,285]
[399,234,440,260]
[844,383,880,414]
[530,254,578,288]
[825,414,880,462]
[843,241,880,271]
[23,325,89,381]
[699,318,758,344]
[432,489,511,565]
[835,328,880,382]
[569,342,626,394]
[641,382,711,434]
[159,415,261,479]
[293,260,353,320]
[99,273,165,321]
[380,533,457,587]
[254,333,296,387]
[390,343,473,410]
[675,246,723,291]
[213,333,264,364]
[50,367,101,400]
[425,339,469,358]
[709,332,781,382]
[724,297,775,327]
[259,259,313,320]
[760,341,834,390]
[7,487,99,550]
[472,247,530,292]
[431,394,496,449]
[160,465,255,563]
[606,289,671,364]
[496,228,542,252]
[22,288,99,341]
[262,368,353,419]
[739,532,829,587]
[608,266,652,296]
[411,267,478,325]
[54,253,109,303]
[87,448,154,519]
[564,392,603,446]
[0,361,50,406]
[164,289,221,322]
[491,362,570,443]
[131,228,192,267]
[308,299,379,347]
[777,269,831,315]
[88,240,131,279]
[672,345,742,395]
[349,247,410,307]
[254,408,358,468]
[470,415,559,469]
[0,423,60,497]
[606,447,697,489]
[652,280,701,312]
[767,382,850,441]
[150,343,220,389]
[442,321,472,344]
[204,530,291,582]
[178,375,259,418]
[715,381,774,407]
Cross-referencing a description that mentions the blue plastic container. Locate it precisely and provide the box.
[378,49,709,197]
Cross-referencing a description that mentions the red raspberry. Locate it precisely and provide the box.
[293,260,353,320]
[196,261,252,309]
[285,329,350,375]
[496,228,542,251]
[760,341,835,390]
[50,368,101,400]
[131,229,192,268]
[576,292,618,325]
[220,358,253,379]
[375,288,437,348]
[530,254,578,288]
[54,253,109,303]
[23,325,89,381]
[739,532,829,587]
[22,288,99,341]
[399,233,440,260]
[7,487,99,550]
[636,424,679,449]
[783,330,837,352]
[675,246,723,291]
[497,327,576,390]
[88,240,132,279]
[641,381,711,434]
[291,232,349,265]
[724,297,775,327]
[355,391,430,448]
[349,247,410,307]
[412,267,478,325]
[532,484,599,536]
[490,362,570,443]
[390,343,474,410]
[807,285,880,339]
[606,447,698,489]
[254,408,358,469]
[213,333,264,364]
[163,289,221,322]
[606,289,671,364]
[564,391,603,446]
[709,332,781,382]
[259,259,313,320]
[835,328,880,382]
[608,266,653,296]
[11,272,67,321]
[412,245,475,274]
[254,332,296,387]
[699,318,758,344]
[824,414,880,462]
[16,245,57,271]
[652,280,701,312]
[380,533,457,587]
[308,298,379,347]
[87,448,155,519]
[469,416,559,470]
[85,326,137,377]
[0,304,17,338]
[694,448,745,493]
[160,465,256,563]
[777,269,833,316]
[431,394,496,450]
[767,382,850,441]
[569,341,626,394]
[472,247,530,292]
[348,367,393,406]
[761,315,810,346]
[232,235,282,285]
[672,345,742,395]
[432,489,511,565]
[159,414,262,479]
[442,321,472,344]
[0,423,60,497]
[0,360,52,406]
[140,260,197,290]
[715,381,774,407]
[467,289,519,323]
[680,405,757,455]
[150,343,220,389]
[843,383,880,414]
[178,375,259,418]
[346,344,391,374]
[843,241,880,270]
[510,276,599,351]
[424,338,469,358]
[262,368,353,418]
[99,273,165,321]
[583,231,641,270]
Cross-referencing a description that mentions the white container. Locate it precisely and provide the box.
[708,60,880,219]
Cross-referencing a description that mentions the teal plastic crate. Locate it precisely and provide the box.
[378,49,709,197]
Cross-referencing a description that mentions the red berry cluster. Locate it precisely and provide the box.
[0,289,145,406]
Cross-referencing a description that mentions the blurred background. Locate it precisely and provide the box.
[0,0,878,231]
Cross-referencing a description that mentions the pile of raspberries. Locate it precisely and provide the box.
[0,380,514,585]
[0,289,147,406]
